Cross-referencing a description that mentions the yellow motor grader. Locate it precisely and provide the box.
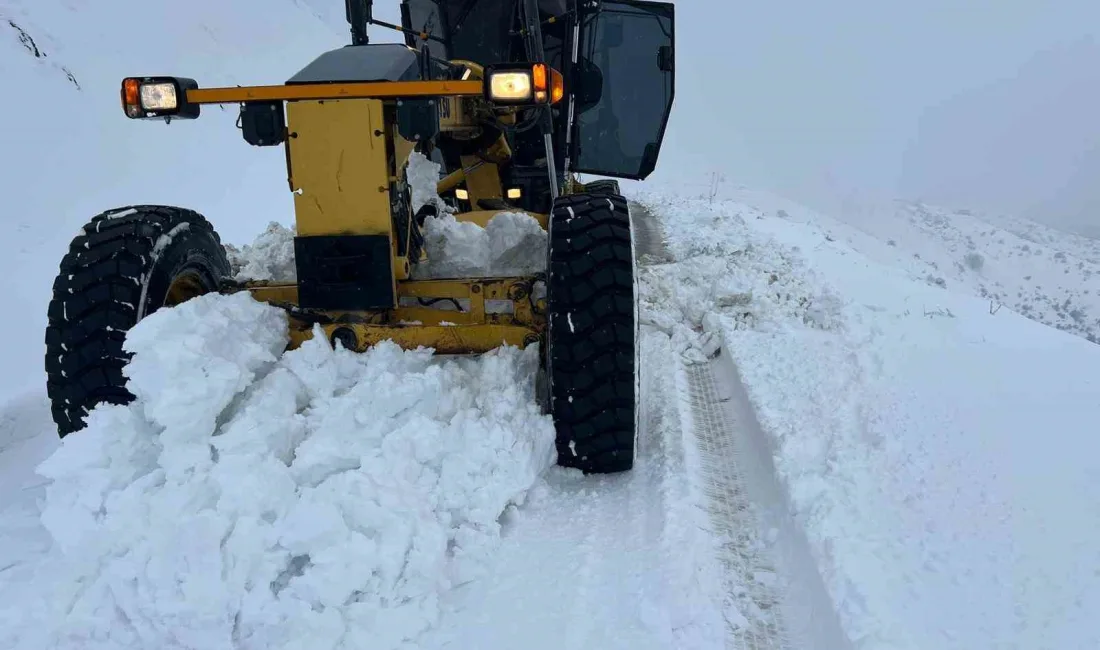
[44,0,675,473]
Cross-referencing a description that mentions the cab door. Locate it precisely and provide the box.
[571,0,675,180]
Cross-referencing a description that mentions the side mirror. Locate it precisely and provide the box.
[574,59,603,109]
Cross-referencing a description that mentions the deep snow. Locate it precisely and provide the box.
[719,189,1100,344]
[1,291,558,649]
[3,186,1099,649]
[0,244,736,650]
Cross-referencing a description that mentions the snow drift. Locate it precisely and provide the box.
[0,291,555,650]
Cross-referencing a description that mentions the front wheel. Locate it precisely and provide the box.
[581,179,621,195]
[545,192,637,473]
[45,205,230,436]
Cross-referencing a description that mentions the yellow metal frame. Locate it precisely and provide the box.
[187,80,484,105]
[286,99,392,237]
[237,277,546,354]
[288,323,537,355]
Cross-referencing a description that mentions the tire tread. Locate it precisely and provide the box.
[548,192,636,473]
[45,205,226,436]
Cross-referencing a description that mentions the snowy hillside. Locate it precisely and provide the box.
[0,0,346,399]
[716,189,1100,344]
[857,201,1100,343]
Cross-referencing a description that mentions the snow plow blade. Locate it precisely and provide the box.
[238,278,544,354]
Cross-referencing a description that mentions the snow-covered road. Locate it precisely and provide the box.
[3,194,1099,650]
[0,203,786,649]
[0,202,821,650]
[637,191,1100,650]
[421,204,848,650]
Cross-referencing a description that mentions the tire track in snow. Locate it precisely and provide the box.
[631,201,815,650]
[681,362,792,649]
[700,350,852,650]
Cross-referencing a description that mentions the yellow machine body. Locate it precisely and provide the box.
[193,78,551,355]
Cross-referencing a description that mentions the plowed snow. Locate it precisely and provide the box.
[1,292,555,650]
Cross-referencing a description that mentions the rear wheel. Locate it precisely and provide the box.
[546,192,637,473]
[45,205,230,436]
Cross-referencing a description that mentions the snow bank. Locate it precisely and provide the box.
[638,199,841,365]
[0,291,555,650]
[637,191,1100,650]
[226,222,298,283]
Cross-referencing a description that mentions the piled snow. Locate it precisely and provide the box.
[225,222,298,283]
[413,212,547,279]
[405,151,547,279]
[636,191,1100,650]
[406,151,451,215]
[637,201,841,365]
[0,291,555,650]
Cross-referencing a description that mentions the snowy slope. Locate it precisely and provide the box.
[0,0,346,399]
[717,190,1100,344]
[635,190,1100,650]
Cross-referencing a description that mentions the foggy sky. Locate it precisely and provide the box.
[653,1,1099,233]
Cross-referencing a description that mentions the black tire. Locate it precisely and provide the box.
[582,179,621,195]
[546,192,637,473]
[45,205,230,437]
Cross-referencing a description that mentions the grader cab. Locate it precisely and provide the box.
[45,0,675,473]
